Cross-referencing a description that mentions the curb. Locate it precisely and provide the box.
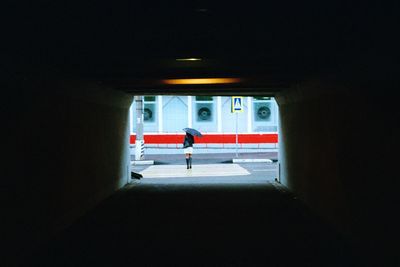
[131,160,154,165]
[232,159,273,163]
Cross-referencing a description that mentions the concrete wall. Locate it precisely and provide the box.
[3,81,133,265]
[276,83,400,264]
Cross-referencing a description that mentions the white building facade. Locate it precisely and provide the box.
[130,96,278,135]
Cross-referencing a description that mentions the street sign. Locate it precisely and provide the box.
[231,96,244,157]
[231,96,244,113]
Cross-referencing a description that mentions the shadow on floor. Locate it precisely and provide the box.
[25,181,358,267]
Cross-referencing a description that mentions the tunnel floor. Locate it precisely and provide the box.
[26,180,356,266]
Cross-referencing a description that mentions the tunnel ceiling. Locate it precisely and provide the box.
[5,1,399,93]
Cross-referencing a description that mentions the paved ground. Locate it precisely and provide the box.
[132,151,279,165]
[26,177,357,266]
[131,147,279,155]
[21,152,360,267]
[131,152,279,183]
[139,164,251,178]
[133,162,278,182]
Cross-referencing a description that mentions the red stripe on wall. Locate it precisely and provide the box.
[130,133,278,144]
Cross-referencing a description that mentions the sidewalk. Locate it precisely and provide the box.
[131,151,278,165]
[130,144,278,155]
[131,146,278,155]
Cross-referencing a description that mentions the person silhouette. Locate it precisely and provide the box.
[183,132,195,169]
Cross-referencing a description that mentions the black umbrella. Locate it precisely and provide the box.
[183,128,203,137]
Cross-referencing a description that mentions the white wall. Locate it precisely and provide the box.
[130,96,279,134]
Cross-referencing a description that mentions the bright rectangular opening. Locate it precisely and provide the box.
[129,95,279,183]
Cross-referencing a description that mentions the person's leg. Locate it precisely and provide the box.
[189,154,192,169]
[185,154,190,169]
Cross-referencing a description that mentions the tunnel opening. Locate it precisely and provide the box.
[129,95,279,184]
[5,1,399,265]
[13,84,366,267]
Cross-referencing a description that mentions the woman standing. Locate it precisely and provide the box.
[183,132,195,169]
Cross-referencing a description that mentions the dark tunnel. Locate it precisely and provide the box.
[3,1,400,266]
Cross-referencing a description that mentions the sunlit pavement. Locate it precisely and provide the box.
[132,161,278,182]
[131,151,278,164]
[133,147,279,155]
[139,164,250,178]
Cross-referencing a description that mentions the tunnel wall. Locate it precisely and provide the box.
[276,83,400,264]
[3,81,133,264]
